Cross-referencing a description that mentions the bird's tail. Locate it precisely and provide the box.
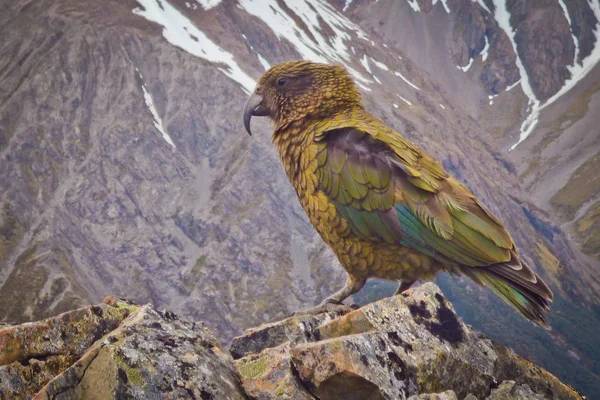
[462,251,554,327]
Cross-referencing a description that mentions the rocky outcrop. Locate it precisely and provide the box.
[1,297,247,400]
[232,283,581,400]
[507,0,576,102]
[0,297,135,399]
[0,284,582,399]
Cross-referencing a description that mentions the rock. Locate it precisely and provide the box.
[0,283,583,399]
[35,303,247,400]
[506,0,577,102]
[232,283,582,400]
[231,313,339,399]
[407,391,458,400]
[0,297,135,399]
[487,380,546,400]
[289,284,492,399]
[230,313,337,360]
[0,355,79,400]
[235,343,314,399]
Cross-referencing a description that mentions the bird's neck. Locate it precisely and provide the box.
[272,107,371,185]
[272,119,318,184]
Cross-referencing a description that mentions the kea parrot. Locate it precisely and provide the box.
[243,60,553,325]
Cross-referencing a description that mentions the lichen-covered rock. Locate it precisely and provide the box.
[232,283,582,400]
[35,304,247,400]
[235,343,314,399]
[290,284,494,399]
[0,284,584,399]
[407,391,458,400]
[0,355,79,400]
[230,313,337,360]
[486,380,546,399]
[489,342,583,400]
[0,297,135,399]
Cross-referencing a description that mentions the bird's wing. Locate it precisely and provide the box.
[314,125,514,267]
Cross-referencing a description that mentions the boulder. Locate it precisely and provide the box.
[0,297,135,399]
[0,284,583,399]
[35,303,246,399]
[231,283,582,400]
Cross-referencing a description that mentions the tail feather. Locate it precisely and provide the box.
[463,252,553,327]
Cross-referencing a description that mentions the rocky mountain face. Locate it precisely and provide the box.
[0,284,583,400]
[1,0,599,396]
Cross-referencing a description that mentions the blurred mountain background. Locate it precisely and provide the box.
[1,0,599,396]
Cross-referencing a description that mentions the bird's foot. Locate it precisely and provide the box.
[396,290,411,298]
[291,301,359,317]
[394,281,415,297]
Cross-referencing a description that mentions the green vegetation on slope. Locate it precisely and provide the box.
[575,201,600,261]
[550,151,600,222]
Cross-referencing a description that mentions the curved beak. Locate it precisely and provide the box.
[243,92,269,136]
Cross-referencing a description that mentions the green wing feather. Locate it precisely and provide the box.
[315,121,553,325]
[315,126,512,265]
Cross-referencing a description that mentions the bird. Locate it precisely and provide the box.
[242,60,553,325]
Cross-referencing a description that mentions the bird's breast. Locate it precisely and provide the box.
[275,134,348,240]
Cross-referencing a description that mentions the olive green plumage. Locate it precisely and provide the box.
[243,60,553,325]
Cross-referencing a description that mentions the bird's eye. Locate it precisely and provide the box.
[278,78,288,87]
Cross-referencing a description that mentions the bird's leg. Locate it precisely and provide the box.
[394,280,415,296]
[293,276,366,316]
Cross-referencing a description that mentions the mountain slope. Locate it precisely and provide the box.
[0,0,599,396]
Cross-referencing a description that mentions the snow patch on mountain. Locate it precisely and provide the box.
[506,79,521,91]
[406,0,420,12]
[356,82,372,92]
[558,0,579,65]
[481,34,490,61]
[257,54,270,71]
[433,0,451,13]
[539,0,600,111]
[136,69,176,148]
[133,0,255,94]
[360,55,372,74]
[397,94,413,106]
[458,57,474,72]
[196,0,221,10]
[590,0,600,23]
[472,0,491,13]
[394,71,421,91]
[457,34,488,72]
[360,56,382,84]
[496,0,600,150]
[370,58,389,71]
[492,0,540,150]
[238,0,371,87]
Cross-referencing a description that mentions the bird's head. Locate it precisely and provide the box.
[243,61,361,135]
